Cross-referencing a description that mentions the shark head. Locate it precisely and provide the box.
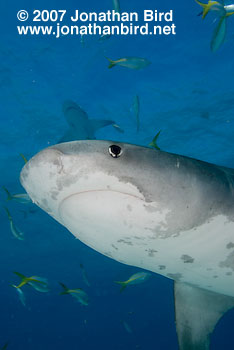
[20,140,234,293]
[21,140,171,265]
[20,140,234,349]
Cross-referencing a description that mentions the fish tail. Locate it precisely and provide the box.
[149,130,161,150]
[106,58,116,69]
[195,0,214,19]
[2,187,12,201]
[115,281,127,292]
[12,272,28,287]
[59,282,69,294]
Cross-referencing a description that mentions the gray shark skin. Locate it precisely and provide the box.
[60,100,115,142]
[20,140,234,349]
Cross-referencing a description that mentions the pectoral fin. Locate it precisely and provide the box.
[174,282,234,350]
[59,129,81,143]
[89,119,115,133]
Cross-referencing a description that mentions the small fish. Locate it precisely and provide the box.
[99,34,112,42]
[195,0,234,18]
[115,271,151,292]
[132,95,140,132]
[59,282,89,306]
[80,263,90,287]
[4,207,24,240]
[3,187,31,204]
[20,153,28,164]
[12,271,49,292]
[15,287,26,307]
[196,1,234,51]
[121,320,132,333]
[113,0,121,13]
[107,57,151,70]
[149,130,161,150]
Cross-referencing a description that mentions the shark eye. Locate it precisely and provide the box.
[109,145,122,158]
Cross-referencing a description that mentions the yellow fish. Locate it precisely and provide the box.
[115,271,151,292]
[4,207,24,240]
[3,187,31,204]
[12,271,49,292]
[59,282,89,306]
[107,57,151,70]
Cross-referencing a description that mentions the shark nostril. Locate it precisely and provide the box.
[109,145,122,158]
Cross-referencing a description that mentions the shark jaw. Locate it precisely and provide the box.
[58,189,170,266]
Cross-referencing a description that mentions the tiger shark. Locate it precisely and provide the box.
[60,100,117,142]
[20,140,234,349]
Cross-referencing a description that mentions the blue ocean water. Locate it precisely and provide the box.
[1,0,234,348]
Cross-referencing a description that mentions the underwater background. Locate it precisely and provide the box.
[1,0,234,348]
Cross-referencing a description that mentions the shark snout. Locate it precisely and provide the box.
[20,148,66,202]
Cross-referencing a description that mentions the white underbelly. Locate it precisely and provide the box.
[59,190,234,297]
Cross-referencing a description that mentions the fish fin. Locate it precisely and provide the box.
[106,58,116,68]
[210,15,226,52]
[115,281,127,292]
[2,187,12,201]
[89,119,115,133]
[149,130,161,150]
[174,282,234,350]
